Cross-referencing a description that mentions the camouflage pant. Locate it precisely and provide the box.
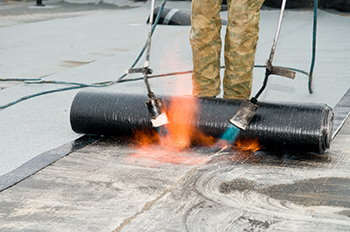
[190,0,265,99]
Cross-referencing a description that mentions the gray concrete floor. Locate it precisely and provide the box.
[1,107,350,232]
[0,1,350,231]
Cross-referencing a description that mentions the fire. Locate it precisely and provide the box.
[165,96,215,149]
[130,99,262,166]
[235,138,261,152]
[132,96,215,150]
[133,128,160,146]
[130,96,215,165]
[130,97,262,166]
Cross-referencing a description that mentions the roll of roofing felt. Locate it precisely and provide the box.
[148,7,228,26]
[149,7,191,25]
[70,91,333,153]
[263,0,314,9]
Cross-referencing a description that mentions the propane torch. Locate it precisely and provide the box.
[127,0,169,134]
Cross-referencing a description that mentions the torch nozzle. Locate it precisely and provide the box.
[145,97,169,128]
[229,99,258,130]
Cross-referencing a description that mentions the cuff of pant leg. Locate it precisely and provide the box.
[192,89,220,98]
[223,94,250,100]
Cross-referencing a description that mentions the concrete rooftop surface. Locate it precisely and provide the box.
[0,0,350,231]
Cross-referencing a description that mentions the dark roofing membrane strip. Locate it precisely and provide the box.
[0,87,349,192]
[0,135,100,192]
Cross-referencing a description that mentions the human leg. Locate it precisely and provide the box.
[190,0,223,97]
[223,0,265,99]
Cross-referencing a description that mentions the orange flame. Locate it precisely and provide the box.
[133,128,160,146]
[235,138,261,152]
[131,100,262,165]
[130,96,215,165]
[165,96,215,149]
[132,96,215,150]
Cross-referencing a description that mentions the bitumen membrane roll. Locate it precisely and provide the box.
[151,7,191,25]
[149,7,228,26]
[70,91,334,153]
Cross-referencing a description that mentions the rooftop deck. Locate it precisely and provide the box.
[0,1,349,231]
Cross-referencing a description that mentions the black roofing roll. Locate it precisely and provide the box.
[263,0,314,9]
[323,0,350,12]
[150,7,191,25]
[70,91,333,153]
[149,7,228,26]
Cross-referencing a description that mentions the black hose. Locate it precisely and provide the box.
[70,91,334,153]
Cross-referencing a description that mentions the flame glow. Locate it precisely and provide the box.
[129,147,207,165]
[235,138,261,152]
[165,97,215,149]
[129,96,215,165]
[133,96,216,150]
[130,101,262,165]
[130,98,262,165]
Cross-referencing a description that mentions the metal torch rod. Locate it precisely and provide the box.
[144,0,156,98]
[254,0,294,100]
[267,0,287,65]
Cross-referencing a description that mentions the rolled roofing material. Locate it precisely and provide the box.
[149,7,228,25]
[263,0,350,12]
[263,0,314,9]
[152,7,190,25]
[70,91,334,153]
